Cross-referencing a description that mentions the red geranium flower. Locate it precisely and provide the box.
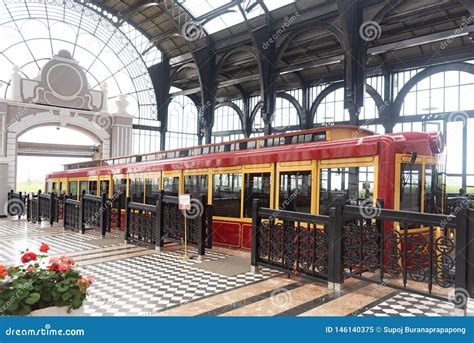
[39,243,49,253]
[0,265,8,279]
[21,252,37,264]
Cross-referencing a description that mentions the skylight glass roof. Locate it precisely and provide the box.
[180,0,295,34]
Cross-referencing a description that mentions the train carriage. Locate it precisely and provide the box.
[45,125,445,249]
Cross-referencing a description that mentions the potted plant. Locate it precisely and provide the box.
[0,243,94,316]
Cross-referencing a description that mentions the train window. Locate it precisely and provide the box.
[280,171,311,213]
[213,173,242,218]
[69,181,78,199]
[59,182,65,195]
[113,177,127,208]
[145,177,160,205]
[184,175,208,201]
[319,167,374,215]
[400,163,422,212]
[243,173,271,217]
[88,181,97,195]
[163,176,179,196]
[100,180,109,196]
[79,181,88,198]
[51,182,57,194]
[313,133,326,141]
[129,177,144,203]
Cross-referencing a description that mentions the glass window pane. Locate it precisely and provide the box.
[145,177,160,205]
[400,163,421,212]
[243,173,271,218]
[212,173,241,218]
[184,175,208,201]
[163,176,179,196]
[280,171,311,213]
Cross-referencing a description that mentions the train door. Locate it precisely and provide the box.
[317,156,378,215]
[68,178,79,199]
[162,171,181,196]
[276,160,316,215]
[144,172,161,205]
[241,163,274,248]
[98,175,112,198]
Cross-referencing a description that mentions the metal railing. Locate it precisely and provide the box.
[125,192,213,257]
[251,197,474,308]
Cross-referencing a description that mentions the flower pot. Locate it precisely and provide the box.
[29,306,85,316]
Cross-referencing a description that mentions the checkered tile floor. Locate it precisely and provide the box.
[359,292,474,316]
[82,252,279,316]
[0,218,124,262]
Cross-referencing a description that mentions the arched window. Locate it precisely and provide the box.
[250,96,264,137]
[273,96,300,131]
[394,64,474,194]
[0,1,161,154]
[166,96,198,150]
[313,87,350,124]
[212,105,244,143]
[398,70,474,116]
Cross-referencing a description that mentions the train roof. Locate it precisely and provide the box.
[47,126,441,179]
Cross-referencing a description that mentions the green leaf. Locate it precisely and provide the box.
[56,283,69,293]
[25,292,41,305]
[62,292,71,301]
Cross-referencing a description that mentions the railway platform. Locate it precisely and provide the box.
[1,217,472,317]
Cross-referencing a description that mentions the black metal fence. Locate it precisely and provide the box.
[251,197,474,307]
[63,197,83,233]
[29,190,56,225]
[251,199,330,280]
[7,190,27,219]
[125,192,213,257]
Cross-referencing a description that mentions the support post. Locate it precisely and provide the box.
[18,191,23,220]
[36,190,41,224]
[62,195,68,230]
[155,191,164,251]
[117,192,122,229]
[124,196,131,244]
[466,208,474,299]
[49,192,55,226]
[455,200,469,311]
[27,194,31,222]
[327,197,345,291]
[206,199,213,249]
[197,195,207,258]
[250,199,261,273]
[100,192,107,238]
[79,190,85,234]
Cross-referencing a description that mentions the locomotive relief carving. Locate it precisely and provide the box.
[20,50,104,111]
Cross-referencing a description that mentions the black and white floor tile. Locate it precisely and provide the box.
[359,292,474,316]
[82,252,279,316]
[0,218,125,262]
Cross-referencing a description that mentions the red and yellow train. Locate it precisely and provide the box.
[46,125,445,249]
